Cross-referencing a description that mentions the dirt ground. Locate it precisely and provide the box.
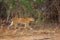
[0,28,60,40]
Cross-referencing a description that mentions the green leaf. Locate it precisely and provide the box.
[0,0,4,3]
[21,0,34,12]
[20,0,38,17]
[9,0,16,9]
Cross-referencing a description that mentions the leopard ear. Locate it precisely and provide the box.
[28,18,35,21]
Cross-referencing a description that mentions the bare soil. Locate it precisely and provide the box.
[0,27,60,40]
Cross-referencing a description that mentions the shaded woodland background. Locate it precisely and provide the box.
[0,0,60,30]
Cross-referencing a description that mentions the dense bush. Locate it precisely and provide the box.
[0,0,59,24]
